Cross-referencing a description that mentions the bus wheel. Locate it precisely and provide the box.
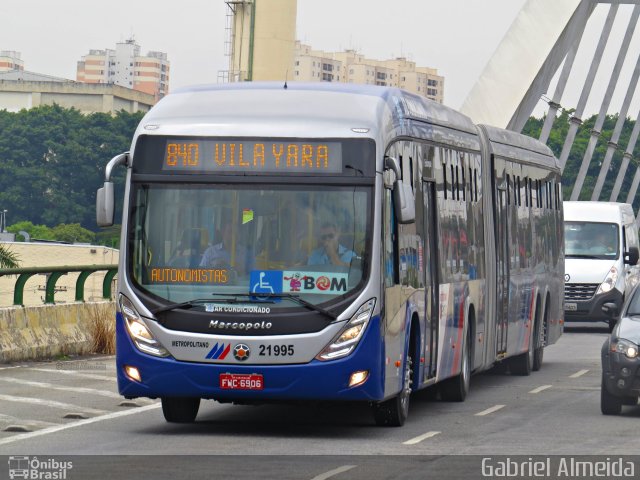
[440,329,471,402]
[161,397,201,423]
[532,310,546,372]
[372,349,413,427]
[509,323,534,376]
[600,376,622,415]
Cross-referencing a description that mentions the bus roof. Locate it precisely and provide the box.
[137,82,479,148]
[480,124,559,171]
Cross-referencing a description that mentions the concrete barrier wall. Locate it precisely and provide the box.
[0,301,116,363]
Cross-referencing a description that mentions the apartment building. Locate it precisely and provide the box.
[76,38,169,102]
[0,51,24,73]
[294,42,444,103]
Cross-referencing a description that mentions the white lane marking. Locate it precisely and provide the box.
[0,413,58,428]
[0,403,160,446]
[310,465,358,480]
[0,366,21,371]
[30,368,117,382]
[475,404,505,416]
[0,376,120,398]
[570,369,589,378]
[0,394,106,415]
[403,431,441,445]
[529,385,553,394]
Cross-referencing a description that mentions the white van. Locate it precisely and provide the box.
[564,201,640,330]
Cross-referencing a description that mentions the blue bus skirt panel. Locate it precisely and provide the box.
[115,312,386,402]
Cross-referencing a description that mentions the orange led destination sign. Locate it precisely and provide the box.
[162,140,343,174]
[149,268,228,284]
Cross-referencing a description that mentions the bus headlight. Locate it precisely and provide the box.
[611,338,639,359]
[119,294,170,358]
[316,298,376,361]
[596,267,618,295]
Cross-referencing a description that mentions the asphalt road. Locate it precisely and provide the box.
[0,322,638,479]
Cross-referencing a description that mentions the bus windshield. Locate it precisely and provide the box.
[564,221,619,260]
[129,184,371,309]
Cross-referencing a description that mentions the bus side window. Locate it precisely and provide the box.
[383,188,398,287]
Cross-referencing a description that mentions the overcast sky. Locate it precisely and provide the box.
[1,1,639,117]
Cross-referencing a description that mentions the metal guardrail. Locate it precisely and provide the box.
[0,264,118,306]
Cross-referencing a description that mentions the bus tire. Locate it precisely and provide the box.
[372,347,413,427]
[532,303,546,372]
[439,328,471,402]
[161,397,200,423]
[509,324,534,376]
[532,338,544,372]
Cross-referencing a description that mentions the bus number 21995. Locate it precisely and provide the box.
[259,345,295,356]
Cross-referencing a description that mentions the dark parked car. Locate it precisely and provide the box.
[601,287,640,415]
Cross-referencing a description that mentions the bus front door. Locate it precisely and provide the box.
[423,180,439,379]
[496,187,509,356]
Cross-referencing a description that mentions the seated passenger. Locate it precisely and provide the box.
[590,231,615,255]
[307,222,356,267]
[169,229,204,268]
[200,222,254,274]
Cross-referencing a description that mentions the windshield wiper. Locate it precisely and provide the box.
[213,292,337,320]
[252,293,337,320]
[566,254,601,259]
[151,297,246,315]
[153,293,336,320]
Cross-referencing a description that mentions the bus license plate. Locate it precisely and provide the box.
[564,303,577,311]
[220,373,264,390]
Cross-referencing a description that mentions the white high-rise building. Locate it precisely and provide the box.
[76,38,169,102]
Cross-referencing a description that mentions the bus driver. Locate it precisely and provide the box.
[307,221,356,267]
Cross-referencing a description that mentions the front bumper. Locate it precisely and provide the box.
[115,312,385,402]
[601,339,640,398]
[564,287,622,322]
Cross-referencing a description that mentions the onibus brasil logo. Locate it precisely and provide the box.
[8,456,73,479]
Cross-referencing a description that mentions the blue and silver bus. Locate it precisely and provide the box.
[97,83,564,426]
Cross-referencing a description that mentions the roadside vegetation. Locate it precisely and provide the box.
[0,244,20,268]
[0,104,141,247]
[88,303,116,355]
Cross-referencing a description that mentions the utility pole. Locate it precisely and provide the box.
[1,209,7,233]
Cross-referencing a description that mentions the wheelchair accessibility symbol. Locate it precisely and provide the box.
[250,271,283,300]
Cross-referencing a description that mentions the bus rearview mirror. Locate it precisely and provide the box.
[394,181,415,224]
[96,182,115,227]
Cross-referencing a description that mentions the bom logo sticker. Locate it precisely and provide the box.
[250,271,348,295]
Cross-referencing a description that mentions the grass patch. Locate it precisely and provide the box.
[88,304,116,354]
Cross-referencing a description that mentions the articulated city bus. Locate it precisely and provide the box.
[97,83,564,426]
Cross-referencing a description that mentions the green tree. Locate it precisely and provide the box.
[526,111,639,207]
[6,221,54,241]
[95,224,121,249]
[0,105,143,233]
[50,223,96,243]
